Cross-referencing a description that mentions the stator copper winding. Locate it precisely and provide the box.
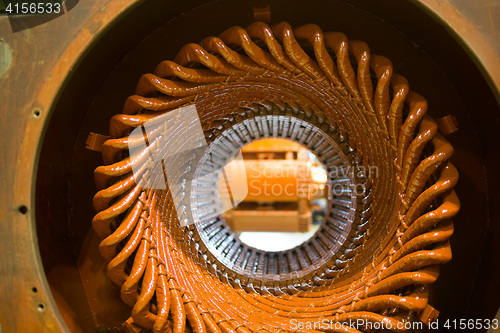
[91,22,460,332]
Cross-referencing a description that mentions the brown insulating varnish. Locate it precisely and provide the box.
[92,22,459,332]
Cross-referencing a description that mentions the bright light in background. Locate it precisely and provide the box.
[312,166,328,183]
[238,225,320,252]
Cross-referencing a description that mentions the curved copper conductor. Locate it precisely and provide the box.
[92,22,459,332]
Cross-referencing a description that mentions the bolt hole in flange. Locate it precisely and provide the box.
[18,205,28,214]
[32,108,42,118]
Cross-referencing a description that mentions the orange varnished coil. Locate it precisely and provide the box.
[92,22,459,332]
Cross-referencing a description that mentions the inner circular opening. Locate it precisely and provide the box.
[221,138,328,252]
[192,114,359,283]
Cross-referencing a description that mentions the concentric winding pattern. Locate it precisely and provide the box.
[92,22,459,332]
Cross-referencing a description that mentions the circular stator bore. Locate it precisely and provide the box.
[92,22,459,332]
[193,115,360,286]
